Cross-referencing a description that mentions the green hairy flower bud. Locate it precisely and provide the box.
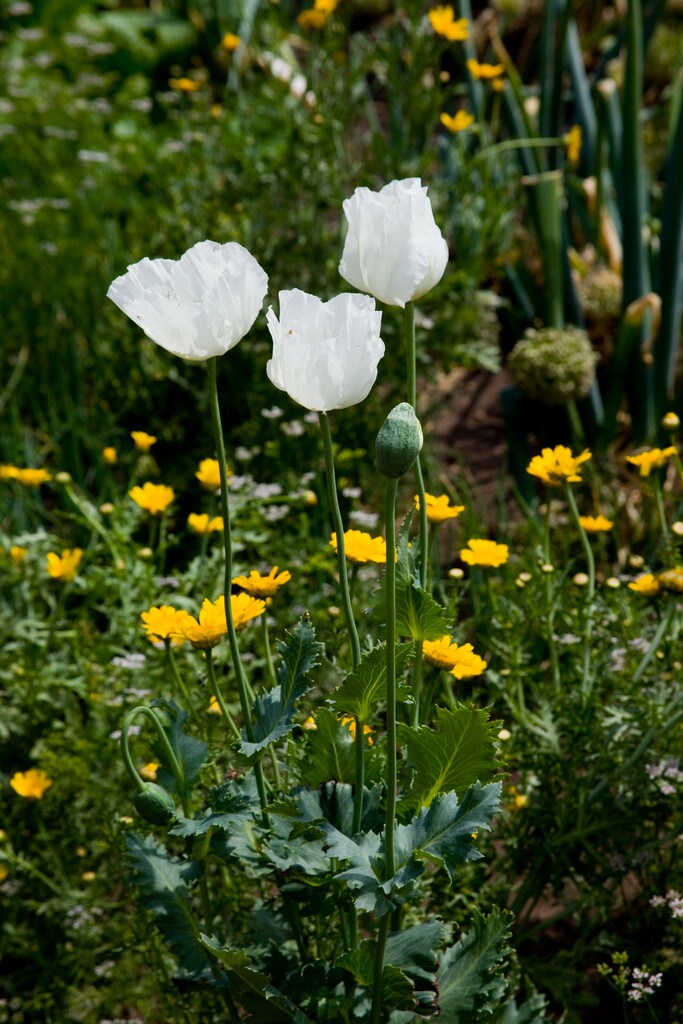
[133,782,176,826]
[375,403,423,478]
[507,325,598,406]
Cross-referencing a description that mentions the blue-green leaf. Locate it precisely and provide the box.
[330,642,414,723]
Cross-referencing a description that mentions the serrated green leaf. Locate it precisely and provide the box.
[240,618,322,757]
[497,990,548,1024]
[399,705,502,808]
[385,920,447,983]
[125,834,214,978]
[337,941,416,1010]
[200,934,312,1022]
[322,784,500,915]
[437,908,514,1021]
[331,643,414,722]
[169,797,252,839]
[396,580,450,642]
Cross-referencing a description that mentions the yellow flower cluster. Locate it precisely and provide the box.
[130,431,157,452]
[140,594,265,651]
[428,6,469,41]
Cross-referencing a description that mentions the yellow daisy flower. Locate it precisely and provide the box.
[130,431,157,452]
[168,77,202,92]
[140,605,190,647]
[526,445,592,485]
[187,513,224,534]
[102,447,117,465]
[221,32,240,51]
[460,539,509,568]
[564,124,582,163]
[195,457,231,491]
[627,574,660,596]
[129,482,175,515]
[330,530,387,565]
[46,548,83,582]
[466,58,505,80]
[140,762,159,781]
[10,545,28,566]
[176,594,265,649]
[415,493,464,524]
[440,110,474,133]
[428,6,469,41]
[422,635,488,677]
[578,514,613,532]
[232,566,292,598]
[207,695,222,715]
[625,447,677,478]
[10,769,53,800]
[340,716,374,744]
[3,467,52,488]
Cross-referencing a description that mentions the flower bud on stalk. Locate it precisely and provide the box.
[133,782,176,825]
[375,403,423,478]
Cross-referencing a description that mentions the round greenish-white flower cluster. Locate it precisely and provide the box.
[576,266,622,324]
[507,325,598,405]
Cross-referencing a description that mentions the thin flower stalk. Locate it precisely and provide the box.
[633,600,677,683]
[564,482,595,695]
[404,302,429,589]
[370,476,399,1024]
[165,641,195,712]
[319,412,364,837]
[207,357,269,820]
[542,502,561,691]
[652,473,669,541]
[121,705,190,816]
[205,649,240,740]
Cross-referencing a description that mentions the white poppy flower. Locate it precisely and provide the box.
[339,178,449,307]
[107,240,268,360]
[266,289,384,412]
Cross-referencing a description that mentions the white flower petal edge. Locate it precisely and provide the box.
[339,178,449,308]
[107,240,269,361]
[266,289,384,413]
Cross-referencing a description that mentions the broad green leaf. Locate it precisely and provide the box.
[200,935,313,1022]
[437,908,514,1021]
[151,698,208,792]
[240,618,322,757]
[297,708,358,786]
[337,941,417,1011]
[385,920,446,983]
[169,797,252,839]
[322,784,500,915]
[331,642,414,722]
[395,579,450,642]
[497,990,548,1024]
[125,834,214,978]
[399,705,502,808]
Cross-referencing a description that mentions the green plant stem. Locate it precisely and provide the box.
[472,135,565,166]
[165,642,194,710]
[652,474,669,540]
[633,599,676,682]
[542,501,561,690]
[371,477,399,1024]
[564,483,595,695]
[121,704,189,815]
[261,614,278,689]
[404,302,428,590]
[207,357,269,823]
[319,412,364,836]
[205,648,240,740]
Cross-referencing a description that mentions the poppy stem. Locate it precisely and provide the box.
[207,357,269,823]
[404,301,429,590]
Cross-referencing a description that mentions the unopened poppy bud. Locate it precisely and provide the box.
[375,403,423,479]
[133,782,176,825]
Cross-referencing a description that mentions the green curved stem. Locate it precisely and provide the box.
[564,483,595,696]
[207,357,269,822]
[653,474,669,541]
[319,411,364,834]
[121,704,189,815]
